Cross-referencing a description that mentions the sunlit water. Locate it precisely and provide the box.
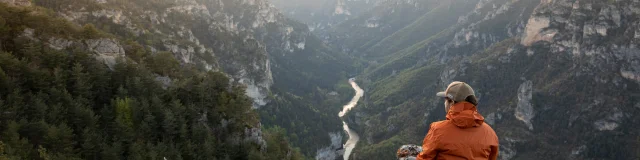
[339,79,364,160]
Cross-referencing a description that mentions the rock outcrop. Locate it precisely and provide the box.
[315,132,343,160]
[84,38,125,69]
[521,16,553,46]
[515,80,534,130]
[396,145,422,160]
[244,123,267,151]
[0,0,30,6]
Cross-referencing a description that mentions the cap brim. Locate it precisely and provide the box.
[436,92,446,97]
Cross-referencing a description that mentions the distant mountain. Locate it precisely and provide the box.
[270,0,383,35]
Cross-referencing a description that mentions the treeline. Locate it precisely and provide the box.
[0,3,302,160]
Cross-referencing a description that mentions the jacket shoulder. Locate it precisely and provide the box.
[429,120,448,130]
[481,123,499,142]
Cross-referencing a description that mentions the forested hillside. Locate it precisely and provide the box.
[0,3,302,159]
[12,0,361,157]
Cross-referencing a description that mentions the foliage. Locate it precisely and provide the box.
[0,3,302,160]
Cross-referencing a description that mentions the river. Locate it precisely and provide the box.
[339,78,364,160]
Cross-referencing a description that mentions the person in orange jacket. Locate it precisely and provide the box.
[417,81,499,160]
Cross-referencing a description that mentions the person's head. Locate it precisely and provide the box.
[436,81,477,113]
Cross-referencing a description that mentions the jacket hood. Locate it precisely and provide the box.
[445,102,485,128]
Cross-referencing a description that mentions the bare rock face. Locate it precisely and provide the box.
[515,80,534,130]
[396,145,422,160]
[315,132,343,160]
[0,0,31,6]
[84,39,125,69]
[593,109,625,131]
[244,123,267,151]
[154,75,172,89]
[499,137,518,160]
[48,38,74,50]
[485,112,502,125]
[521,16,552,46]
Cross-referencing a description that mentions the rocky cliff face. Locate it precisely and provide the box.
[85,38,126,69]
[42,0,352,110]
[50,0,278,108]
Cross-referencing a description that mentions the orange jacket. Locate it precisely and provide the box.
[417,102,499,160]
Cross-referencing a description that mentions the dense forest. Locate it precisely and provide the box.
[0,3,303,160]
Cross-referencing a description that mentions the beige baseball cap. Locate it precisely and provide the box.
[436,81,475,102]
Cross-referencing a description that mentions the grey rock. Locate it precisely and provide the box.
[85,39,125,69]
[244,124,267,151]
[485,112,502,125]
[154,75,172,89]
[315,132,343,160]
[21,28,35,40]
[440,69,457,85]
[396,145,422,160]
[499,137,518,160]
[0,0,31,6]
[594,109,624,131]
[570,145,587,159]
[48,38,74,50]
[515,80,534,130]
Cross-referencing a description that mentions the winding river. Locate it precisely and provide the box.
[339,78,364,160]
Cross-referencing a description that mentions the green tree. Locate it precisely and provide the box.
[80,129,101,159]
[127,141,146,160]
[70,63,93,100]
[37,145,51,160]
[82,24,101,39]
[0,17,7,50]
[0,66,10,96]
[145,51,180,76]
[137,110,158,140]
[161,110,177,140]
[123,40,148,63]
[0,141,11,160]
[1,121,33,159]
[114,97,134,128]
[43,123,76,155]
[19,42,41,61]
[23,93,47,121]
[100,142,123,160]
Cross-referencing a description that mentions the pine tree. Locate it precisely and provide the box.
[0,141,10,160]
[3,89,24,120]
[70,63,93,101]
[162,110,177,141]
[138,110,158,140]
[80,129,101,160]
[82,24,101,39]
[0,17,8,43]
[100,142,123,160]
[127,141,146,160]
[1,121,33,158]
[43,123,76,155]
[114,97,134,128]
[0,66,9,91]
[23,93,47,121]
[19,42,41,61]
